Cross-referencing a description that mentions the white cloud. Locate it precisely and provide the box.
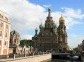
[0,0,84,47]
[62,8,84,19]
[51,8,84,29]
[0,0,46,31]
[62,8,84,29]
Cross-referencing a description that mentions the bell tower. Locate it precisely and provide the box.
[57,15,68,52]
[59,15,65,25]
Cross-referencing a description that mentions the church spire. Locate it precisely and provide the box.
[39,22,44,29]
[46,8,52,19]
[48,8,51,17]
[45,8,54,29]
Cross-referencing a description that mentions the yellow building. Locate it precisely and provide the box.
[0,10,10,55]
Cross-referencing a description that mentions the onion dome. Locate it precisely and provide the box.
[35,28,38,36]
[35,28,38,31]
[39,23,44,29]
[59,15,65,22]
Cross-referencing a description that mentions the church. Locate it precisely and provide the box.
[32,8,68,52]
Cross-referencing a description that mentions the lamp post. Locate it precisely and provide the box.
[24,46,26,57]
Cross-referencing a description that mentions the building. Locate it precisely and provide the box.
[57,14,68,52]
[32,8,68,52]
[0,10,10,55]
[9,30,20,54]
[73,40,84,52]
[82,40,84,51]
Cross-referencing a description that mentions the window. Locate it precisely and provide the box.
[4,41,6,45]
[5,33,7,37]
[0,31,2,36]
[0,40,1,45]
[14,39,16,44]
[6,25,8,29]
[0,14,3,19]
[0,22,3,27]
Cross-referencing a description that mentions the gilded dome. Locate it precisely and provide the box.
[59,16,65,22]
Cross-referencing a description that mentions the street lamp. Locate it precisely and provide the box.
[24,45,26,57]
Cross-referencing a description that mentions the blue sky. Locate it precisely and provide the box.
[0,0,84,48]
[29,0,84,11]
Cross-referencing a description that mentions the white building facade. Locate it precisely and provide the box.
[0,10,10,55]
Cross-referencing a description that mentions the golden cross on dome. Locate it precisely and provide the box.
[61,14,63,17]
[59,14,65,22]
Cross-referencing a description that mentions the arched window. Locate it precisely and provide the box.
[4,41,6,45]
[14,39,16,44]
[0,31,2,36]
[5,33,7,37]
[6,25,8,29]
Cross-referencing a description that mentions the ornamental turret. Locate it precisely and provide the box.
[45,8,54,29]
[39,22,44,32]
[59,15,65,25]
[57,15,68,52]
[35,28,38,36]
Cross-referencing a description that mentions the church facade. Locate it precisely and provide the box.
[9,30,20,54]
[32,9,68,52]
